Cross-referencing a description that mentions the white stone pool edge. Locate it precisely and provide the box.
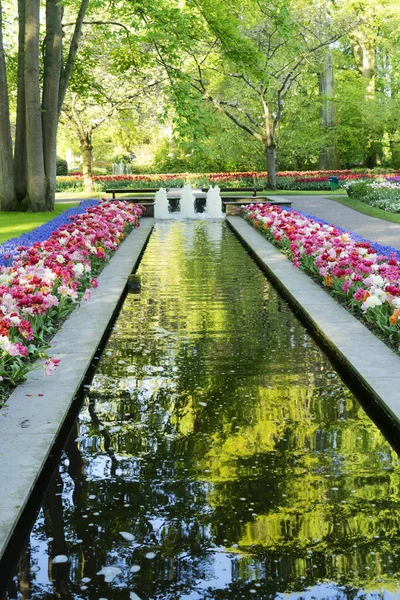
[227,216,400,427]
[0,219,154,565]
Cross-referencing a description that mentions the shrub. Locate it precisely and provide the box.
[345,181,370,199]
[56,157,68,176]
[346,180,400,212]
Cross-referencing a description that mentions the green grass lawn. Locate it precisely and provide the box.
[55,191,104,200]
[249,188,345,196]
[0,203,78,244]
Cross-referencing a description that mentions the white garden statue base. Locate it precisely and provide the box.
[153,184,224,219]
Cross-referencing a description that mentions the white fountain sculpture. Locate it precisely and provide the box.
[153,183,225,219]
[205,185,224,218]
[154,187,169,219]
[179,183,196,218]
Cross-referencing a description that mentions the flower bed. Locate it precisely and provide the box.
[242,203,400,350]
[0,201,143,388]
[0,200,99,267]
[345,180,400,213]
[56,170,400,193]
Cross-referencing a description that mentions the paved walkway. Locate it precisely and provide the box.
[288,195,400,251]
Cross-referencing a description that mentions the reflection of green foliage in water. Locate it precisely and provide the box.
[7,221,400,599]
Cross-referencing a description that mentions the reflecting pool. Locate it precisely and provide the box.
[4,221,400,599]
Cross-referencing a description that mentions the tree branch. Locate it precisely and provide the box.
[58,0,90,115]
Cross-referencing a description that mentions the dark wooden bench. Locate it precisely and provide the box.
[106,188,159,199]
[202,186,263,196]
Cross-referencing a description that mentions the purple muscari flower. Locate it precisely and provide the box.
[0,200,99,267]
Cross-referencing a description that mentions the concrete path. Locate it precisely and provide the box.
[0,219,154,567]
[228,216,400,434]
[287,195,400,251]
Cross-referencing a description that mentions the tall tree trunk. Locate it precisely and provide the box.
[42,0,63,210]
[80,134,94,194]
[318,53,340,170]
[351,30,375,99]
[14,0,27,204]
[0,0,15,211]
[351,29,377,168]
[18,541,31,600]
[24,0,46,211]
[266,145,277,190]
[390,141,400,170]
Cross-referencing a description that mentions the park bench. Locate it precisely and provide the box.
[104,187,291,216]
[106,188,160,200]
[202,186,263,196]
[106,186,267,201]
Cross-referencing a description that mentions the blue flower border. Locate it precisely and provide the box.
[0,200,99,267]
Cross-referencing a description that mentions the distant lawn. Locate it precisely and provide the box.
[0,204,78,244]
[55,191,103,200]
[251,188,345,196]
[54,188,346,200]
[324,195,400,224]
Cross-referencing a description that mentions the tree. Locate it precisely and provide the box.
[0,0,91,212]
[0,0,15,210]
[136,0,350,188]
[61,28,164,192]
[318,51,340,169]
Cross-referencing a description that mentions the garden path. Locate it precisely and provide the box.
[289,195,400,251]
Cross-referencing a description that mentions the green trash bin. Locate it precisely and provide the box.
[328,176,339,190]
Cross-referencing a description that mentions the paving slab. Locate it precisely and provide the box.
[0,218,154,564]
[227,216,400,428]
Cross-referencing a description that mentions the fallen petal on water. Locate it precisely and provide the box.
[119,531,135,542]
[53,555,68,564]
[130,565,141,573]
[97,566,122,582]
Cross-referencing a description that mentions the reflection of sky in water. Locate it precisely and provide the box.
[4,221,400,599]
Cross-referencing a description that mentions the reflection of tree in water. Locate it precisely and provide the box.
[5,221,400,599]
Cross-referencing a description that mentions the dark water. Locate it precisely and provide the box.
[4,221,400,600]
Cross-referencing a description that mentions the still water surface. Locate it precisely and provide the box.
[4,221,400,599]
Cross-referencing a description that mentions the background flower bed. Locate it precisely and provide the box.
[242,203,400,352]
[345,180,400,213]
[56,169,400,193]
[0,201,143,395]
[0,200,99,266]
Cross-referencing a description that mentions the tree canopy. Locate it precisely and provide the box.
[1,0,400,208]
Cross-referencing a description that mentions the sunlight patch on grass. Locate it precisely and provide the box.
[0,204,77,244]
